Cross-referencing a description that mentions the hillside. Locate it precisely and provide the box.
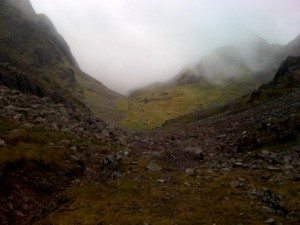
[118,35,298,129]
[0,0,124,123]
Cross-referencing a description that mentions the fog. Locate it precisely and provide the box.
[29,0,300,95]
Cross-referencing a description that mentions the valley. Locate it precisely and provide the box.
[0,0,299,225]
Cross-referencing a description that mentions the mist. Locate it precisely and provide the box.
[29,0,300,95]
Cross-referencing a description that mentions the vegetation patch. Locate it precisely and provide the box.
[117,76,262,129]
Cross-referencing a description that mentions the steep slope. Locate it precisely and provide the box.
[117,36,291,129]
[0,0,123,123]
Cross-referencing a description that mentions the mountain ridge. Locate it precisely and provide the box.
[0,0,124,123]
[118,33,300,129]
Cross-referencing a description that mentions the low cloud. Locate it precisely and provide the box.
[29,0,300,95]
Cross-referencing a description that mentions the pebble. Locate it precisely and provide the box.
[262,206,275,214]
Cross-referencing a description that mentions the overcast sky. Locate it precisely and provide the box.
[29,0,300,95]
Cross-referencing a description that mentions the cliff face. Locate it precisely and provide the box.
[0,0,123,122]
[272,56,300,88]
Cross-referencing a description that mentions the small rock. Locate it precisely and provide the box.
[229,180,245,188]
[101,129,111,138]
[224,196,230,201]
[146,161,162,172]
[70,146,77,151]
[217,134,227,138]
[267,166,282,172]
[184,182,191,187]
[0,139,5,147]
[15,210,25,217]
[262,206,275,214]
[157,179,165,184]
[111,171,122,179]
[183,146,204,160]
[195,148,204,160]
[264,218,276,224]
[185,168,195,176]
[233,162,245,168]
[116,150,129,161]
[222,168,231,172]
[24,123,33,128]
[230,181,239,188]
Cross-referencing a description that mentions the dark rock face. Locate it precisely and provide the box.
[272,56,300,88]
[0,0,77,68]
[0,66,47,97]
[284,34,300,57]
[0,0,78,103]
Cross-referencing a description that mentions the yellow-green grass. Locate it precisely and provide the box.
[0,120,78,173]
[117,77,261,129]
[33,157,300,225]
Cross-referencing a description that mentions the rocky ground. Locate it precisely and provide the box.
[0,85,126,143]
[0,83,299,224]
[0,57,300,224]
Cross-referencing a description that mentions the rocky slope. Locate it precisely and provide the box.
[0,0,124,123]
[0,52,299,225]
[0,83,127,224]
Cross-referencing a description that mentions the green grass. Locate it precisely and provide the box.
[33,155,300,225]
[0,121,74,173]
[117,76,262,129]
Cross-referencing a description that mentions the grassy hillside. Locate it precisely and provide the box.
[116,75,263,129]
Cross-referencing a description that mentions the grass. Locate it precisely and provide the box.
[0,119,79,175]
[117,76,262,129]
[32,154,300,225]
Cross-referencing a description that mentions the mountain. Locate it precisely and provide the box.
[0,1,299,223]
[118,35,299,129]
[163,55,300,127]
[0,0,124,123]
[177,36,282,85]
